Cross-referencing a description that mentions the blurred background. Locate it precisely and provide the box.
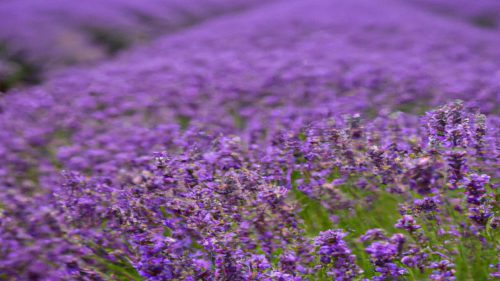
[1,0,499,92]
[0,0,267,91]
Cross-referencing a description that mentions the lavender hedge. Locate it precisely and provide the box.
[0,0,498,280]
[0,0,267,90]
[406,0,500,30]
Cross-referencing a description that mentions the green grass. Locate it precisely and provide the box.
[289,169,499,280]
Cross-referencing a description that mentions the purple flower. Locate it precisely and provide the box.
[463,174,493,226]
[360,229,387,243]
[395,215,421,233]
[413,196,441,214]
[490,262,500,279]
[401,246,428,272]
[314,230,361,281]
[428,260,456,281]
[366,241,407,280]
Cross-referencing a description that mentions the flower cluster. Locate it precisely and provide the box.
[315,230,362,280]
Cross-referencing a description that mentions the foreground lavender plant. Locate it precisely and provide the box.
[315,230,362,280]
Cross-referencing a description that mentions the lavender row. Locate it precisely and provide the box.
[2,101,497,280]
[406,0,500,31]
[1,0,499,190]
[0,0,268,90]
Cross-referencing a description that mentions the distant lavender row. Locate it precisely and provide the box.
[0,0,498,279]
[406,0,500,30]
[0,0,267,90]
[1,0,499,185]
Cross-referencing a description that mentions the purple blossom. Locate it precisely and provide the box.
[395,215,422,233]
[360,229,387,243]
[463,173,493,226]
[314,230,361,281]
[413,196,441,214]
[365,241,407,280]
[429,260,456,281]
[401,246,428,272]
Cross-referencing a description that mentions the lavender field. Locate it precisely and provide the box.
[0,0,498,280]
